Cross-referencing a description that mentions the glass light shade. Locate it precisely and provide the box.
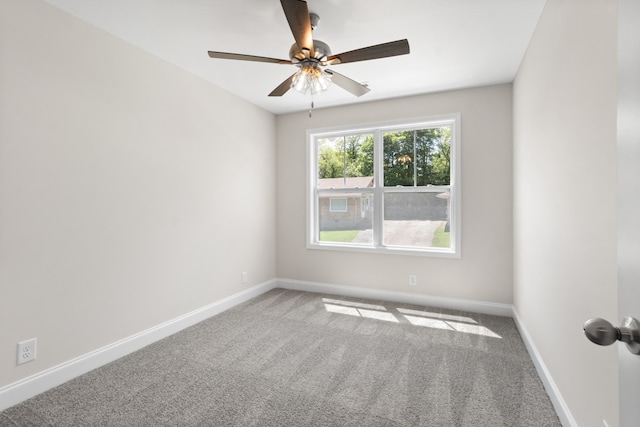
[292,65,332,95]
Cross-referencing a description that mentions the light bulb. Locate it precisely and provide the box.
[291,65,331,95]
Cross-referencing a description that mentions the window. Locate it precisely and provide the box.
[307,115,460,257]
[329,198,348,212]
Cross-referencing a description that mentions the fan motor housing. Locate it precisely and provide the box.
[289,39,331,63]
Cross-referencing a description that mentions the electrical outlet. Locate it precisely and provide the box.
[242,271,248,284]
[17,338,37,365]
[409,275,417,286]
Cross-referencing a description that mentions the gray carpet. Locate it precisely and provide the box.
[0,289,561,426]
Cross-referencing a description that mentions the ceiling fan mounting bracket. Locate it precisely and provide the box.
[309,13,320,31]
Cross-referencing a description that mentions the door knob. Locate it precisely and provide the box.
[583,317,640,355]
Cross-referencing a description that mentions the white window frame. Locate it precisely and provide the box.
[306,114,461,258]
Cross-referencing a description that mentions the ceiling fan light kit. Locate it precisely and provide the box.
[207,0,410,100]
[291,65,331,95]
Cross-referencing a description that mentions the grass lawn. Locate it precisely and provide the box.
[320,223,450,247]
[319,230,359,243]
[431,223,451,248]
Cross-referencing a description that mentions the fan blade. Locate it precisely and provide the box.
[269,73,296,97]
[280,0,314,54]
[208,51,292,64]
[326,39,410,65]
[325,70,370,97]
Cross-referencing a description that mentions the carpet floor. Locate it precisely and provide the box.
[0,288,561,426]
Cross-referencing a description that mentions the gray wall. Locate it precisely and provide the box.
[513,0,618,425]
[277,84,513,303]
[0,0,277,388]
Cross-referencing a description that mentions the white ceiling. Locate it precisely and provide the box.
[43,0,546,115]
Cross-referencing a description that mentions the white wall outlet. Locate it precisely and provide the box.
[17,338,37,365]
[242,271,248,284]
[409,275,417,286]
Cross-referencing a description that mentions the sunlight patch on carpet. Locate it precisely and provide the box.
[323,303,399,323]
[397,307,478,324]
[323,298,501,338]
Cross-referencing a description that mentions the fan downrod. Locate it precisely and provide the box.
[288,13,330,64]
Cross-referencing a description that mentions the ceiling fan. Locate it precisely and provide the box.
[207,0,410,98]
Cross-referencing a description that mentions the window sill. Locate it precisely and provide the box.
[307,242,460,258]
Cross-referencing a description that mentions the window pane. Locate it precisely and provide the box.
[318,192,373,244]
[383,127,451,187]
[383,130,415,187]
[383,192,451,248]
[316,134,374,188]
[329,198,347,212]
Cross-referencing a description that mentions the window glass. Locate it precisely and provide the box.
[319,192,373,245]
[383,127,451,187]
[329,198,348,212]
[317,134,374,188]
[383,192,450,249]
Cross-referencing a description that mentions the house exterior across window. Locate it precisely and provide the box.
[321,177,374,230]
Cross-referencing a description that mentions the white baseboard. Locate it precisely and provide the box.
[0,279,277,412]
[511,308,577,427]
[276,278,513,317]
[2,278,572,427]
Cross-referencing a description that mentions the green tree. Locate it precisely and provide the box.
[316,129,450,186]
[317,134,374,180]
[360,135,374,177]
[430,140,451,185]
[383,130,418,186]
[383,127,451,186]
[318,140,343,178]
